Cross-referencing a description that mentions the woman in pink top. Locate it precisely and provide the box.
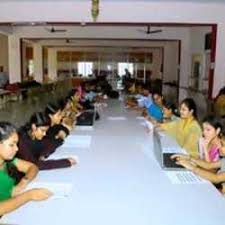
[199,115,223,162]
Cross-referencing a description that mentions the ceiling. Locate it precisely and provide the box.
[0,0,225,2]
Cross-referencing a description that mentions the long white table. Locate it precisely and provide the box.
[2,100,225,225]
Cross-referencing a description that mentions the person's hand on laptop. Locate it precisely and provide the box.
[171,154,190,161]
[175,159,196,171]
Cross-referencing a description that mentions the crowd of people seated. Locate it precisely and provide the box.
[1,76,225,217]
[0,78,113,216]
[125,81,225,192]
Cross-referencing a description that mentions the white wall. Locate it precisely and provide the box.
[214,23,225,97]
[0,0,224,97]
[0,1,225,23]
[8,35,21,83]
[163,42,179,83]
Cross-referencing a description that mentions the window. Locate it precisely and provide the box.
[78,62,93,77]
[118,63,134,77]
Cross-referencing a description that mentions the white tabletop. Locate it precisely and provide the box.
[2,100,225,225]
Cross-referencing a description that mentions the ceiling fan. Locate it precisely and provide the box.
[45,27,67,33]
[137,25,162,34]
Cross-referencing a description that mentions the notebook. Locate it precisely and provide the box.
[107,116,127,121]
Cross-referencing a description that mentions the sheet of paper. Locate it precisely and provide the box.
[165,171,209,184]
[25,182,73,199]
[107,116,127,121]
[63,135,91,148]
[136,116,145,120]
[75,126,94,131]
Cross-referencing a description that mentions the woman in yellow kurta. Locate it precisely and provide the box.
[161,98,202,158]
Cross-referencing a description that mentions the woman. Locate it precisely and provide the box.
[17,112,76,170]
[171,138,225,193]
[162,100,178,123]
[42,103,70,156]
[161,98,202,158]
[0,121,51,216]
[199,115,223,162]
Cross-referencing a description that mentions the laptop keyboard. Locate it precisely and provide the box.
[165,171,209,184]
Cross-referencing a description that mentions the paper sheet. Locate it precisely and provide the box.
[107,116,127,121]
[165,171,209,184]
[25,182,73,199]
[63,135,91,148]
[75,126,94,131]
[140,120,154,129]
[136,116,145,120]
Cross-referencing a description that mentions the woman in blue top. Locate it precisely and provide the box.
[0,122,51,216]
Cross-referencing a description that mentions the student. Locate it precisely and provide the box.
[43,103,69,149]
[161,98,202,158]
[171,138,225,193]
[147,91,164,122]
[198,115,223,162]
[17,112,76,170]
[126,85,152,109]
[162,100,178,123]
[0,122,51,216]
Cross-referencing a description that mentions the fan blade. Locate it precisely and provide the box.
[148,29,162,34]
[137,29,148,34]
[54,29,67,32]
[45,27,67,33]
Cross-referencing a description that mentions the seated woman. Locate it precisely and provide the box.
[199,115,223,162]
[161,98,202,158]
[162,100,178,123]
[0,122,51,216]
[17,112,76,170]
[172,136,225,193]
[43,103,69,148]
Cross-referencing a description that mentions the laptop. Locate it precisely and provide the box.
[76,109,96,126]
[153,128,185,170]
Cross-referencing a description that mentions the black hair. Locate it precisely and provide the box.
[0,122,17,142]
[152,91,163,97]
[19,112,50,134]
[202,115,225,136]
[0,122,21,184]
[163,100,177,114]
[180,98,197,118]
[58,97,71,110]
[30,112,50,127]
[45,103,60,116]
[218,86,225,96]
